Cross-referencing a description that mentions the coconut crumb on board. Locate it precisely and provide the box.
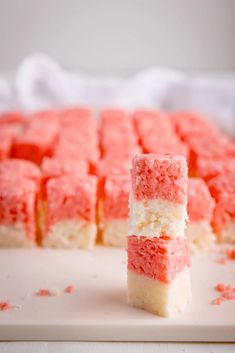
[215,247,235,265]
[212,283,235,305]
[64,285,74,294]
[36,289,58,297]
[0,301,22,311]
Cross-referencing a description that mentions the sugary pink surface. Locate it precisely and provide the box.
[128,235,190,283]
[208,173,235,234]
[134,110,174,137]
[0,175,37,240]
[212,283,235,305]
[0,159,41,185]
[102,175,130,220]
[141,134,189,159]
[98,157,131,179]
[13,113,59,165]
[101,108,130,127]
[185,134,235,170]
[187,178,215,222]
[0,129,15,161]
[208,172,235,200]
[100,110,139,159]
[196,157,235,181]
[171,111,219,140]
[41,157,88,189]
[44,175,97,232]
[59,107,95,128]
[0,112,26,126]
[131,154,188,204]
[53,138,99,174]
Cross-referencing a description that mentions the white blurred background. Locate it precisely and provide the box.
[0,0,234,73]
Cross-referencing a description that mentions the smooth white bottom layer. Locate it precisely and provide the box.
[42,220,97,249]
[186,220,216,252]
[220,221,235,243]
[129,194,187,238]
[128,268,191,317]
[102,219,128,248]
[0,223,35,248]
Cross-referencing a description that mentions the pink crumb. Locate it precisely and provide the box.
[131,154,188,204]
[64,285,74,294]
[0,301,21,311]
[36,289,57,297]
[215,258,227,265]
[226,249,235,260]
[212,283,235,305]
[0,301,10,311]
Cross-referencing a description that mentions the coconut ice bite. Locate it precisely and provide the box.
[41,175,97,249]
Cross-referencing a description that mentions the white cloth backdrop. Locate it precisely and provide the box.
[0,53,235,136]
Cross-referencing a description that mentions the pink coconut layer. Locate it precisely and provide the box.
[41,157,88,195]
[100,109,139,159]
[187,178,215,222]
[0,159,41,185]
[141,134,189,159]
[59,107,95,128]
[186,135,235,170]
[207,173,235,234]
[128,235,190,284]
[101,108,130,127]
[0,112,26,127]
[208,172,235,200]
[54,123,99,174]
[170,111,219,140]
[101,175,130,220]
[0,129,15,161]
[196,157,235,181]
[98,157,131,179]
[13,111,59,165]
[44,175,97,231]
[131,154,188,204]
[0,175,38,240]
[134,110,174,137]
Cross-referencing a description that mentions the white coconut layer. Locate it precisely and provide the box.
[129,194,187,238]
[128,267,191,317]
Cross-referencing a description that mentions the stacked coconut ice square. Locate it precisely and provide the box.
[128,154,191,317]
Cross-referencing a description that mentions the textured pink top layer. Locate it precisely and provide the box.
[0,112,26,126]
[13,112,59,165]
[187,178,215,222]
[0,129,15,161]
[213,193,235,235]
[0,159,41,185]
[102,176,130,220]
[131,154,188,204]
[208,172,235,200]
[45,175,97,230]
[42,157,87,184]
[0,175,37,239]
[59,107,95,128]
[134,110,174,136]
[128,235,190,283]
[100,109,139,159]
[171,111,219,140]
[207,173,235,234]
[197,157,235,181]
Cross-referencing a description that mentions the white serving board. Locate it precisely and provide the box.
[0,246,234,342]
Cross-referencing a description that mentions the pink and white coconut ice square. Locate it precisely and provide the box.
[41,175,97,249]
